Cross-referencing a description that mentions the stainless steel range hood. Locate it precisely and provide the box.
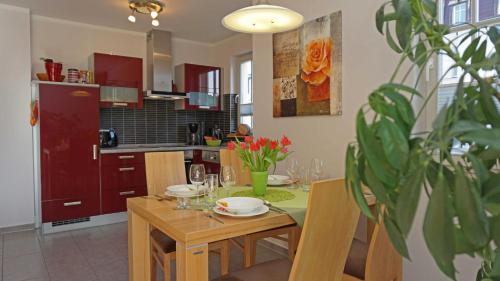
[145,30,187,100]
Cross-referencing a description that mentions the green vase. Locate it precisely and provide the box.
[251,171,268,196]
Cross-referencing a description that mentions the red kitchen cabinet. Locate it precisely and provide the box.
[175,63,222,111]
[39,84,101,223]
[91,53,143,109]
[100,153,147,214]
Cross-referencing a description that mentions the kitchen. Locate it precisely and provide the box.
[0,0,496,281]
[32,29,243,232]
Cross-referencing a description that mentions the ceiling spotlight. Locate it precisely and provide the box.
[128,0,164,24]
[128,13,136,23]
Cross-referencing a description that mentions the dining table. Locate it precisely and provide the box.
[127,186,376,281]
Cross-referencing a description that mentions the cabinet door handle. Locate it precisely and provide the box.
[113,102,128,107]
[119,167,135,172]
[118,155,135,160]
[92,145,98,160]
[119,191,136,196]
[63,201,82,207]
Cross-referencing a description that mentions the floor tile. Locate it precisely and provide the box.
[2,253,49,281]
[2,231,40,258]
[93,258,128,281]
[44,252,98,281]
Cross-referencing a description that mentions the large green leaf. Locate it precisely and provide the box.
[396,167,424,236]
[463,37,481,62]
[454,168,490,248]
[483,173,500,197]
[377,117,410,169]
[346,144,374,219]
[453,226,476,256]
[491,249,500,277]
[424,171,456,280]
[384,215,410,259]
[422,0,437,16]
[491,216,500,248]
[386,24,403,53]
[383,91,416,126]
[364,163,389,205]
[376,3,387,34]
[356,110,398,186]
[449,120,486,136]
[472,40,488,64]
[462,128,500,150]
[395,0,412,50]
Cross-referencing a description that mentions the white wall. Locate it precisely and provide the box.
[251,0,478,280]
[0,5,35,228]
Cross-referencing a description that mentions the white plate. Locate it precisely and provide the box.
[268,175,291,186]
[166,184,205,197]
[268,179,296,186]
[165,191,203,198]
[216,197,264,214]
[213,205,269,217]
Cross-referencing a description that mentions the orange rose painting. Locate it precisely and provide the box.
[301,38,332,102]
[272,11,342,117]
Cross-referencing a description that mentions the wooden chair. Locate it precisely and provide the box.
[145,152,230,281]
[219,148,252,186]
[219,148,300,267]
[213,178,361,281]
[343,220,402,281]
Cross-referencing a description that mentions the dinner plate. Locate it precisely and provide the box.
[213,205,269,217]
[216,197,264,214]
[165,184,204,197]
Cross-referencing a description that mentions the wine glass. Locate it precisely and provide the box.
[286,158,300,189]
[220,165,236,198]
[205,174,219,208]
[189,164,205,204]
[310,158,325,181]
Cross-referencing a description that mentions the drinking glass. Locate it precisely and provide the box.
[310,158,325,180]
[220,165,236,198]
[189,164,205,204]
[286,158,300,189]
[205,174,219,208]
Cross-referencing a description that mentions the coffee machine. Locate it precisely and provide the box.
[187,123,199,145]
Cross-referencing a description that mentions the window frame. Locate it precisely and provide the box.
[234,53,253,129]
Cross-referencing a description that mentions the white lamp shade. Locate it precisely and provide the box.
[222,4,303,34]
[152,19,159,26]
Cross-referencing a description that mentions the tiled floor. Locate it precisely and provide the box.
[0,222,286,281]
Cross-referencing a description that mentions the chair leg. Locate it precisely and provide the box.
[150,250,157,281]
[220,240,230,275]
[243,235,256,268]
[162,253,171,281]
[288,227,298,261]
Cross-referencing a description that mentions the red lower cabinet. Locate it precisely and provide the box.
[100,153,147,214]
[101,187,147,214]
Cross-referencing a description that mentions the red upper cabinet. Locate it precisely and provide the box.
[175,63,222,111]
[91,53,143,109]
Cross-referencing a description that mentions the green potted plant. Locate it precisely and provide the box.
[345,0,499,280]
[228,136,291,195]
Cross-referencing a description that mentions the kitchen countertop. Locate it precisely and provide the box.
[100,143,224,154]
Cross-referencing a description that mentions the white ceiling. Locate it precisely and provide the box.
[0,0,252,43]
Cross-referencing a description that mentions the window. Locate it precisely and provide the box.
[444,0,470,26]
[478,0,500,20]
[238,58,253,129]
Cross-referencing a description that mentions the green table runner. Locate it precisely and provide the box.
[229,186,309,227]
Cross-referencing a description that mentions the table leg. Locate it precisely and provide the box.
[128,210,151,281]
[176,242,209,281]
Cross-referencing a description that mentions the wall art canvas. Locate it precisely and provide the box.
[273,11,342,117]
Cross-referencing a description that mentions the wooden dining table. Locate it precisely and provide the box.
[127,188,376,281]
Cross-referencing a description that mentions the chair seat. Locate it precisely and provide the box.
[151,229,176,253]
[213,258,292,281]
[344,238,368,280]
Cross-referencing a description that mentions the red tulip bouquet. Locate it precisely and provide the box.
[228,136,292,195]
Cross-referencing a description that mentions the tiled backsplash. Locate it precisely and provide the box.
[100,94,237,144]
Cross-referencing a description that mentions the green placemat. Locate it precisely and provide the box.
[231,189,296,202]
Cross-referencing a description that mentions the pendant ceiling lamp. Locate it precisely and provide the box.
[222,1,303,34]
[128,0,164,26]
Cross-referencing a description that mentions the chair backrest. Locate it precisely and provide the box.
[364,221,402,281]
[219,149,252,186]
[145,151,186,196]
[289,179,361,281]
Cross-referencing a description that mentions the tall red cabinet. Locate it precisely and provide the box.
[38,83,101,223]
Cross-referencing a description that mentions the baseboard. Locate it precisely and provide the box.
[42,212,128,234]
[0,223,36,234]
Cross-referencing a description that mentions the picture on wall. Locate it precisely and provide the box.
[273,11,342,117]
